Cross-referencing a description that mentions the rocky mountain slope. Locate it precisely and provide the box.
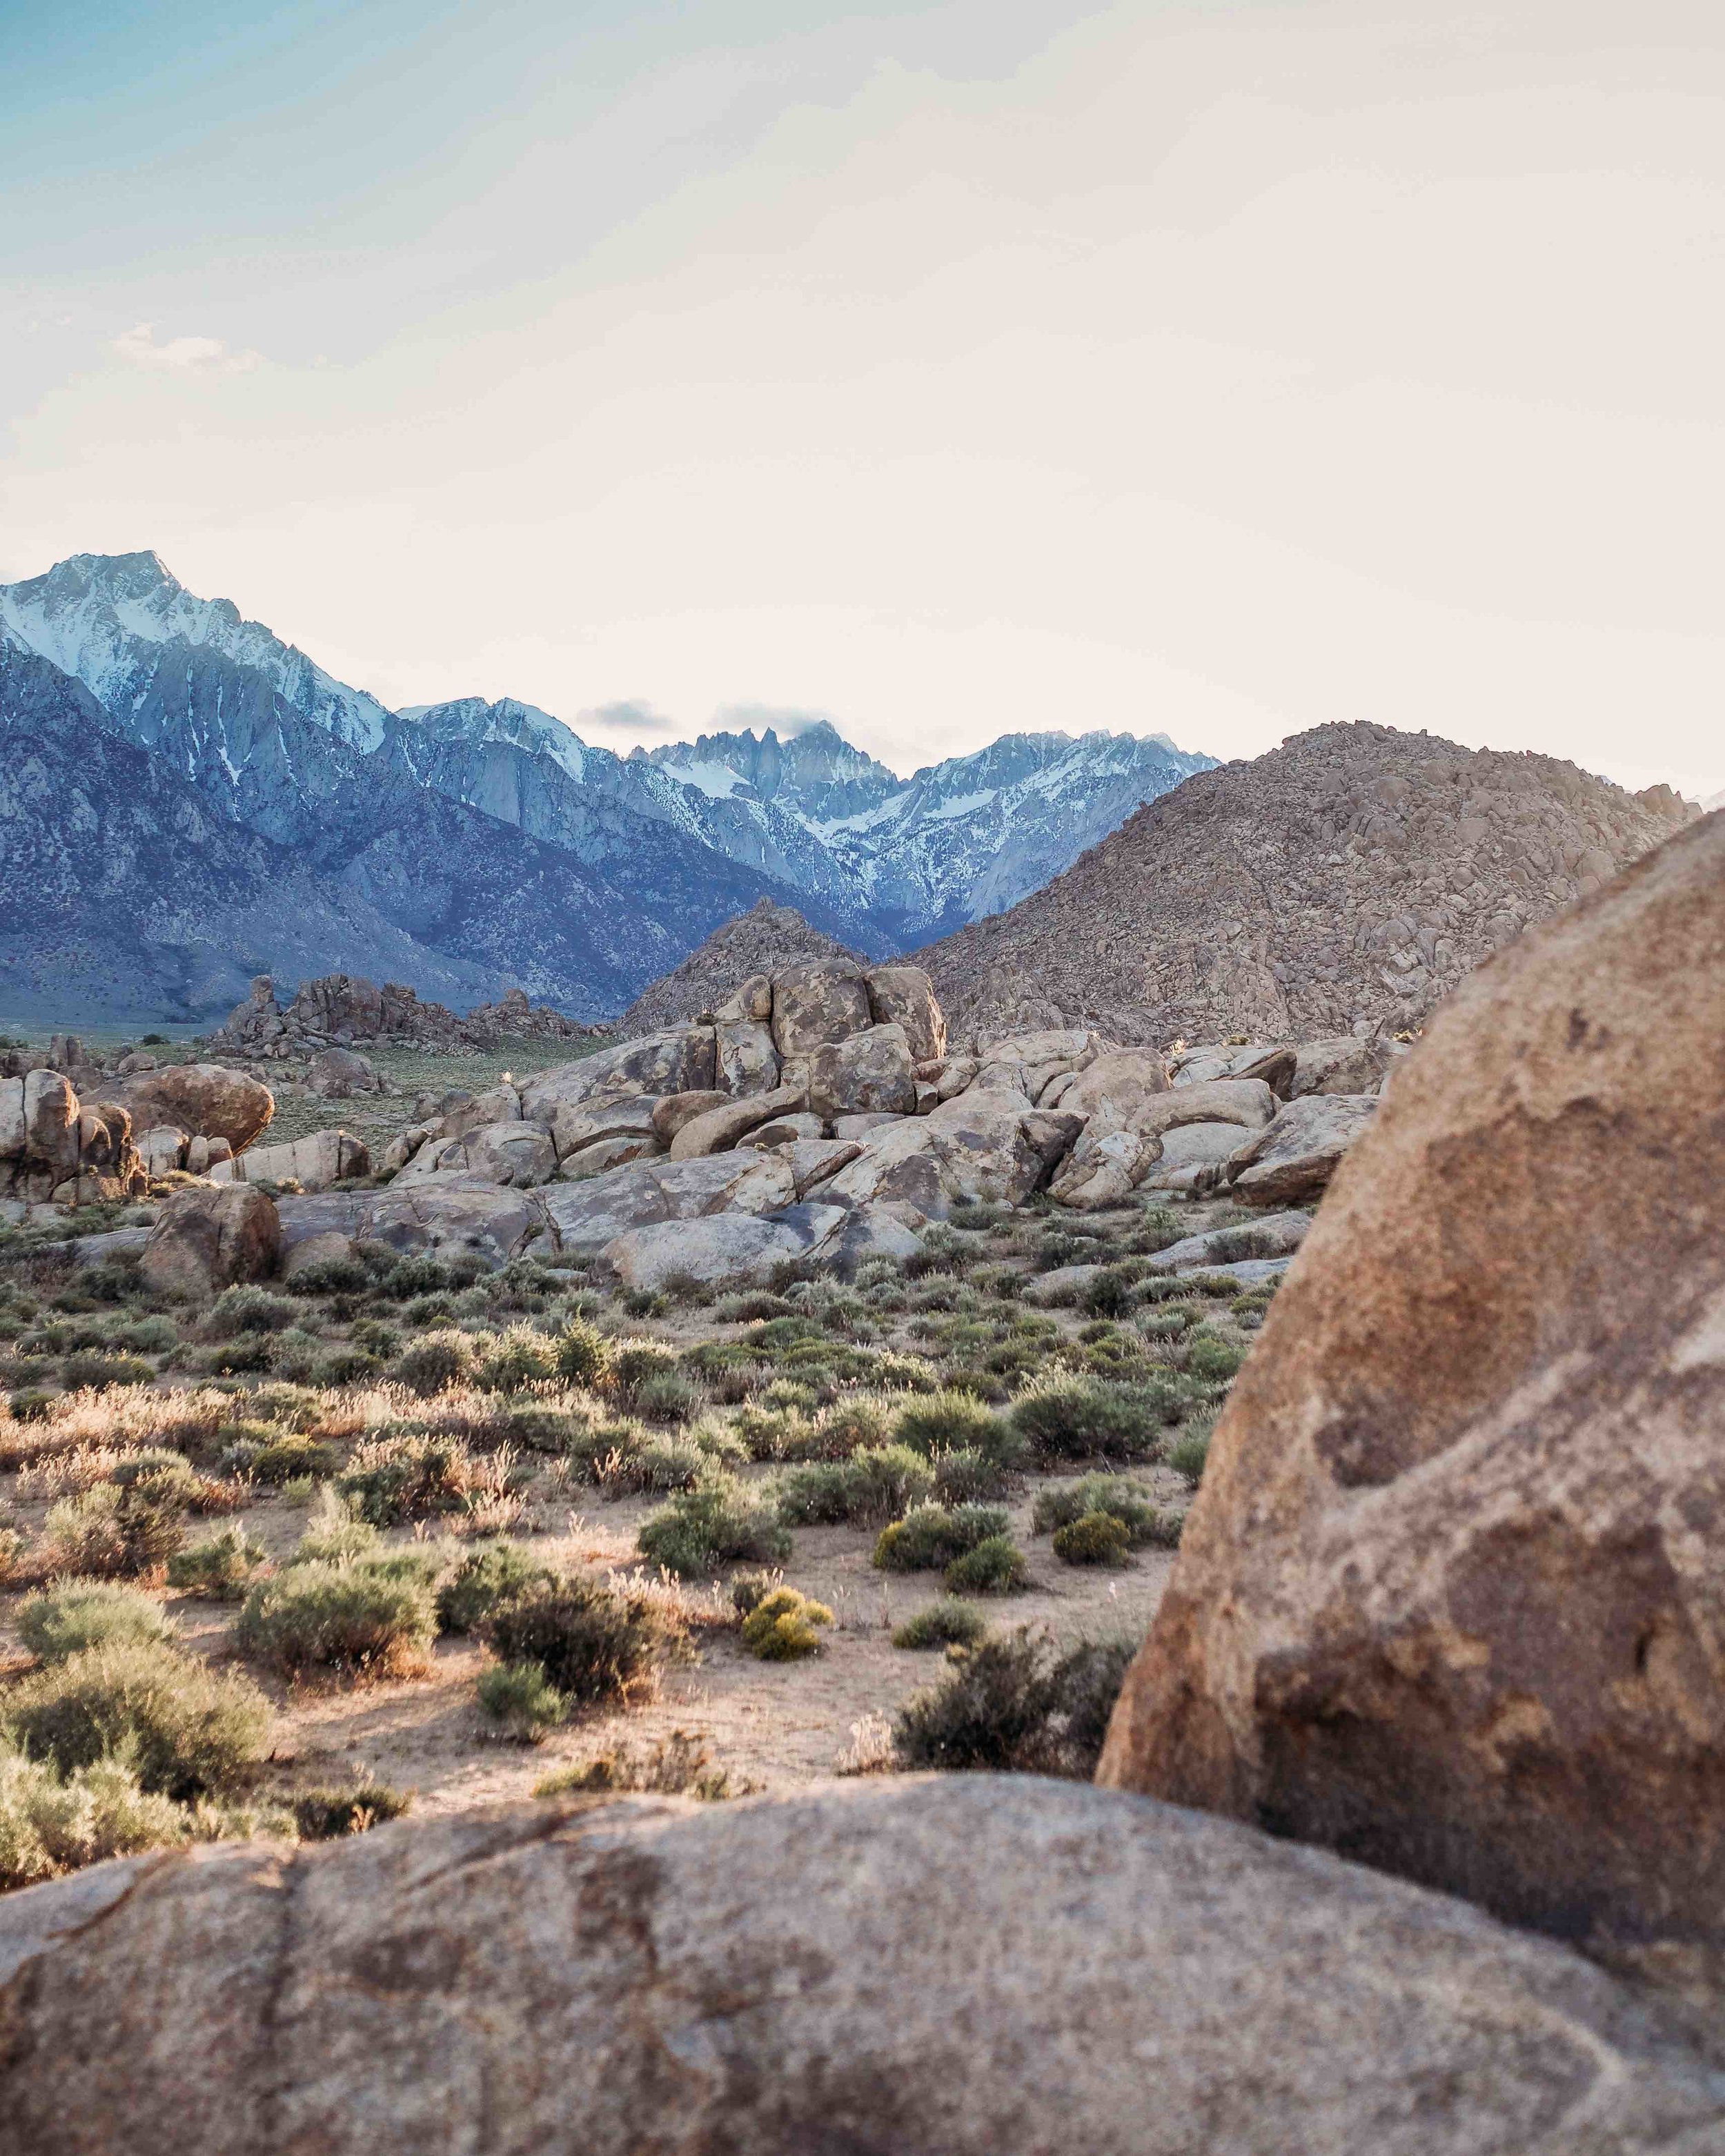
[0,635,499,1025]
[0,553,1213,1009]
[916,722,1692,1046]
[614,900,861,1034]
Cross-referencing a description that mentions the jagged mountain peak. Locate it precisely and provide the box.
[398,695,590,783]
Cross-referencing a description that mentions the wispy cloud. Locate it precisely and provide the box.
[112,323,261,377]
[576,698,682,742]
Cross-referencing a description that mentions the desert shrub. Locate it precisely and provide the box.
[228,1430,341,1485]
[894,1627,1133,1776]
[289,1781,412,1839]
[613,1341,682,1396]
[16,1581,172,1663]
[943,1534,1027,1594]
[740,1586,833,1661]
[728,1570,781,1617]
[1169,1425,1213,1486]
[1079,1270,1136,1320]
[480,1578,678,1708]
[203,1285,302,1338]
[3,1641,270,1798]
[636,1475,792,1577]
[237,1562,437,1678]
[535,1728,738,1800]
[873,1503,1009,1574]
[392,1329,475,1396]
[552,1318,612,1387]
[473,1325,560,1393]
[1009,1377,1185,1463]
[776,1444,935,1528]
[477,1659,566,1739]
[1032,1474,1179,1547]
[1185,1331,1248,1382]
[891,1597,987,1652]
[289,1487,380,1567]
[0,1744,195,1889]
[502,1403,595,1456]
[59,1352,155,1392]
[337,1430,506,1526]
[311,1346,382,1388]
[286,1252,371,1296]
[166,1526,270,1599]
[108,1448,211,1510]
[1139,1305,1197,1339]
[929,1445,1014,1504]
[42,1482,186,1578]
[888,1380,1009,1466]
[1050,1511,1132,1567]
[632,1369,704,1425]
[733,1402,814,1461]
[436,1539,555,1634]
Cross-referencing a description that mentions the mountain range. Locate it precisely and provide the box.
[0,551,1213,1025]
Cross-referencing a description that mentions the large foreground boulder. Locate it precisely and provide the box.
[139,1185,280,1294]
[1099,814,1725,2001]
[1,1779,1719,2156]
[538,1151,798,1258]
[276,1185,555,1275]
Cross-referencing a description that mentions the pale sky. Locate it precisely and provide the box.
[3,0,1723,795]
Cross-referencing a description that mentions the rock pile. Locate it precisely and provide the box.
[916,720,1693,1047]
[348,956,1394,1286]
[614,898,863,1037]
[1100,807,1725,2006]
[207,973,597,1060]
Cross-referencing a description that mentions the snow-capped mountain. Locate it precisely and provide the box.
[0,550,1216,1018]
[0,551,389,753]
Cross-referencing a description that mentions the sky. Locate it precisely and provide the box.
[3,0,1724,797]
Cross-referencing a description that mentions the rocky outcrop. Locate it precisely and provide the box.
[103,1064,274,1156]
[770,958,873,1058]
[1216,1094,1378,1207]
[865,965,947,1060]
[614,899,862,1035]
[210,1128,368,1192]
[822,1093,1083,1215]
[538,1152,798,1260]
[805,1024,916,1119]
[3,1779,1721,2156]
[917,721,1686,1047]
[1098,812,1725,2003]
[277,1185,553,1275]
[0,1073,146,1205]
[209,973,598,1062]
[667,1085,808,1162]
[139,1185,280,1294]
[304,1047,385,1098]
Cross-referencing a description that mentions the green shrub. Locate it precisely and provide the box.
[740,1585,834,1661]
[473,1325,560,1392]
[337,1430,500,1526]
[311,1347,382,1388]
[0,1744,194,1889]
[204,1285,302,1338]
[287,1252,371,1297]
[1032,1474,1179,1547]
[552,1318,612,1387]
[42,1483,186,1579]
[289,1781,412,1839]
[1009,1378,1182,1462]
[477,1660,566,1739]
[59,1352,155,1392]
[776,1443,935,1527]
[943,1534,1027,1594]
[873,1503,1009,1573]
[613,1340,682,1395]
[502,1404,594,1456]
[289,1488,380,1567]
[889,1389,1009,1461]
[929,1445,1014,1503]
[1079,1270,1136,1319]
[392,1329,475,1396]
[637,1476,792,1577]
[1050,1511,1131,1567]
[108,1448,211,1510]
[894,1628,1132,1776]
[1169,1425,1212,1486]
[237,1561,437,1678]
[632,1369,706,1425]
[16,1582,172,1663]
[891,1598,987,1652]
[480,1579,678,1708]
[733,1401,814,1461]
[166,1526,270,1600]
[3,1641,270,1799]
[233,1431,340,1485]
[728,1570,781,1617]
[1185,1331,1248,1382]
[435,1540,553,1635]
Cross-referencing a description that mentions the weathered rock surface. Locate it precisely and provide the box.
[1221,1094,1377,1207]
[1099,813,1725,2003]
[1142,1209,1311,1274]
[769,957,872,1057]
[714,1020,780,1096]
[615,899,862,1036]
[210,1127,370,1192]
[519,1031,716,1124]
[276,1185,554,1274]
[551,1093,665,1159]
[104,1064,274,1155]
[1049,1072,1276,1208]
[602,1205,846,1291]
[649,1091,731,1146]
[737,1113,825,1149]
[139,1184,280,1294]
[538,1152,797,1259]
[553,1133,656,1182]
[667,1084,807,1162]
[863,963,945,1060]
[823,1094,1081,1215]
[304,1047,384,1099]
[3,1778,1721,2156]
[805,1022,916,1119]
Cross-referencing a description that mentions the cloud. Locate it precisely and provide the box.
[112,323,261,377]
[575,698,682,742]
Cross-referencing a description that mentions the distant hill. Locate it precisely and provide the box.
[915,722,1692,1047]
[615,900,861,1036]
